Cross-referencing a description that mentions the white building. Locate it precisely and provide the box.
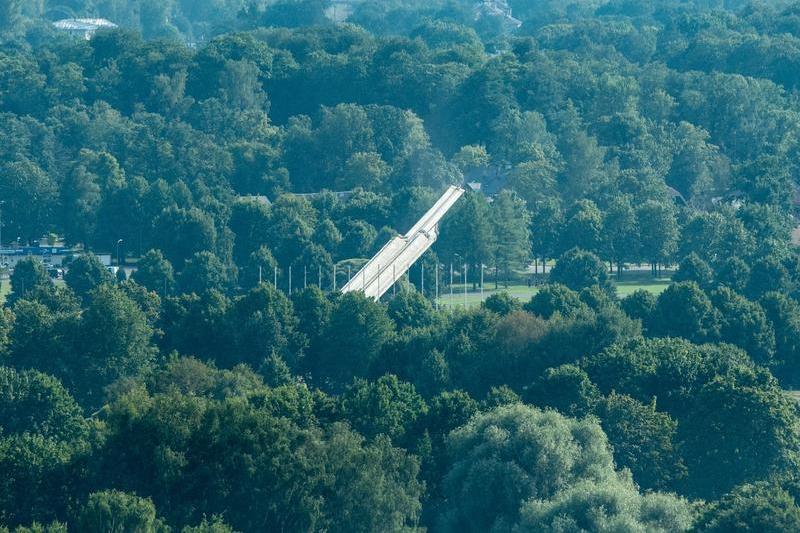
[53,18,118,40]
[474,1,522,30]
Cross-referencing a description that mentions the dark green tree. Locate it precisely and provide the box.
[238,245,277,290]
[559,199,603,256]
[761,291,800,386]
[603,195,639,278]
[524,364,600,418]
[711,287,775,366]
[673,252,714,289]
[132,250,175,296]
[75,284,157,407]
[523,283,587,319]
[550,248,614,295]
[64,254,114,301]
[482,292,522,316]
[9,258,51,304]
[716,256,751,293]
[437,190,493,280]
[681,372,800,498]
[696,482,800,533]
[490,190,531,287]
[342,374,428,442]
[596,392,686,491]
[0,159,57,243]
[178,251,230,295]
[226,283,304,370]
[620,289,657,330]
[152,207,217,267]
[528,198,563,266]
[650,282,721,344]
[636,200,679,276]
[316,292,394,387]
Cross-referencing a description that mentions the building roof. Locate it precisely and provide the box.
[474,1,522,29]
[53,18,117,32]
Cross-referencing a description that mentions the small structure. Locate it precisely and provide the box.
[325,0,364,23]
[474,1,522,31]
[291,190,355,202]
[52,18,117,40]
[463,165,512,198]
[240,195,272,207]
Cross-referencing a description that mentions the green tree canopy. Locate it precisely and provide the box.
[64,253,114,301]
[550,248,614,295]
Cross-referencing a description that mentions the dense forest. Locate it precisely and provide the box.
[4,0,800,531]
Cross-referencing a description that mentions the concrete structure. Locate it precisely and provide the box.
[53,18,117,40]
[342,185,465,299]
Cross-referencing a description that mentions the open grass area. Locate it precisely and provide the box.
[616,278,672,298]
[436,271,674,309]
[0,278,64,306]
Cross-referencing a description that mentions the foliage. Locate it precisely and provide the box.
[342,374,428,442]
[524,284,587,319]
[64,254,114,301]
[695,482,800,533]
[3,2,800,530]
[438,403,692,532]
[649,282,721,344]
[76,490,169,533]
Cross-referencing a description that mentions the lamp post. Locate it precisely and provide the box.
[0,200,4,251]
[116,239,123,266]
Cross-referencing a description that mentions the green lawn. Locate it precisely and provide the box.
[616,278,672,298]
[436,273,673,309]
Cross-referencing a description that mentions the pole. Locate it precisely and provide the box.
[464,263,468,308]
[288,265,292,295]
[304,266,307,289]
[259,265,262,285]
[116,239,123,266]
[274,266,277,289]
[450,263,454,305]
[481,264,484,300]
[435,262,439,310]
[319,265,322,288]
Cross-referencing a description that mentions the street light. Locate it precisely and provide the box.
[116,239,124,266]
[0,200,5,262]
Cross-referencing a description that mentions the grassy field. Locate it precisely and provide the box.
[437,272,673,309]
[0,271,672,310]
